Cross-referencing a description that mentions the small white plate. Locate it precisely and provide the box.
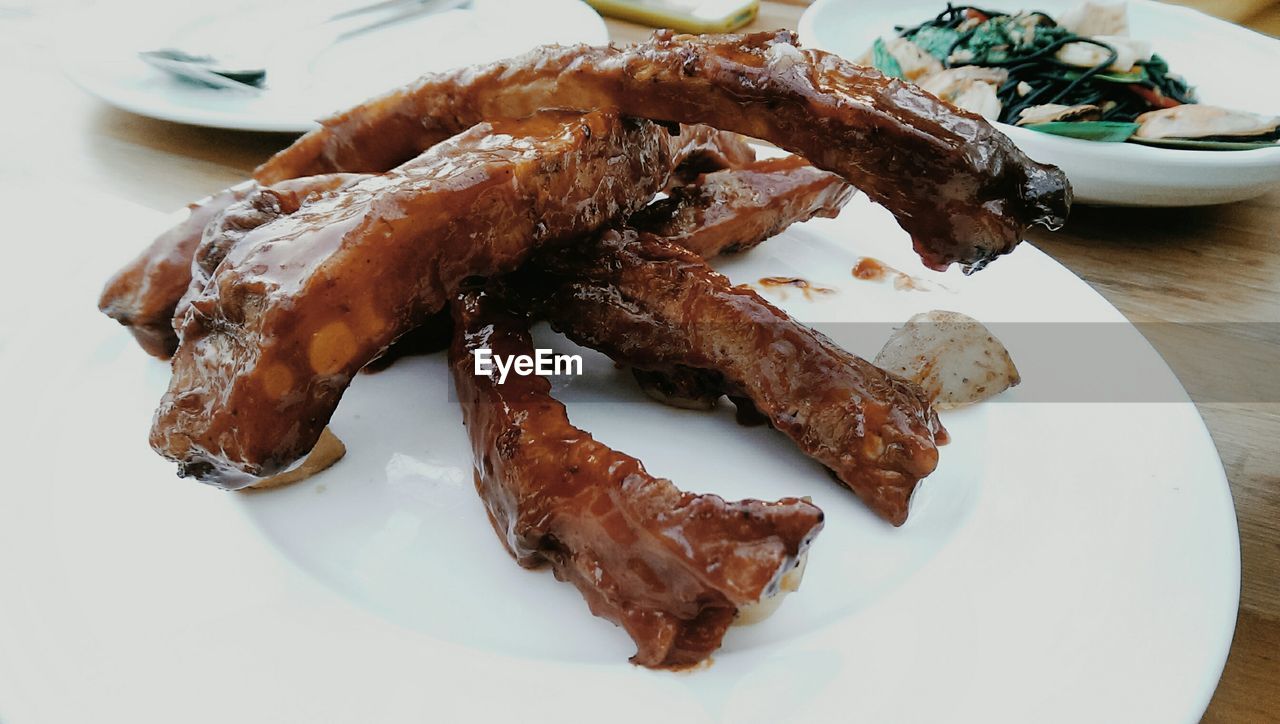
[0,180,1238,722]
[58,0,608,133]
[800,0,1280,206]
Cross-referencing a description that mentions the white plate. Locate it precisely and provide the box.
[57,0,608,133]
[799,0,1280,206]
[0,181,1238,723]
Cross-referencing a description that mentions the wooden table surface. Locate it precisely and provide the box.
[4,0,1277,720]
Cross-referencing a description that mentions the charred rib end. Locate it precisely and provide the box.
[1024,162,1073,231]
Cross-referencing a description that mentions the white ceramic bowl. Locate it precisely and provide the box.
[799,0,1280,206]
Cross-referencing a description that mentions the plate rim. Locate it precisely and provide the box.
[55,0,611,133]
[0,169,1242,724]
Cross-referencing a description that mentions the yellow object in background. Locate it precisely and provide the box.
[1170,0,1280,36]
[585,0,759,33]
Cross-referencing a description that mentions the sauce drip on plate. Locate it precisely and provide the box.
[852,257,934,291]
[757,276,837,300]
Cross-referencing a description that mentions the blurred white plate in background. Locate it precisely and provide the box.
[58,0,608,132]
[800,0,1280,206]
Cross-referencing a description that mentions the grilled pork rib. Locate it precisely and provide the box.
[99,127,750,359]
[521,230,945,526]
[450,288,824,668]
[624,155,855,408]
[628,155,853,258]
[98,175,363,359]
[372,156,851,373]
[98,182,255,359]
[173,174,367,331]
[151,112,672,487]
[255,29,1070,270]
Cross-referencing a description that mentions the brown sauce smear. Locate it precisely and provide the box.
[852,257,934,292]
[852,256,889,281]
[757,276,836,300]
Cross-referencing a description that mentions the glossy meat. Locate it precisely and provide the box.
[255,29,1071,271]
[370,153,840,373]
[629,155,853,258]
[174,173,366,329]
[661,125,757,187]
[98,182,254,358]
[368,154,844,378]
[97,175,363,359]
[97,123,743,365]
[362,126,755,367]
[624,155,854,408]
[523,231,946,526]
[151,112,672,488]
[101,126,743,360]
[450,288,823,668]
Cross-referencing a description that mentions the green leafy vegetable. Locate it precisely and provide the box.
[871,38,905,79]
[952,15,1066,65]
[909,25,962,60]
[1139,54,1196,104]
[962,21,1013,63]
[886,5,1203,132]
[1064,69,1147,84]
[1024,121,1140,142]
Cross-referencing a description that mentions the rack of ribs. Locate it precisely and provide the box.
[254,29,1071,271]
[150,111,674,488]
[450,287,824,668]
